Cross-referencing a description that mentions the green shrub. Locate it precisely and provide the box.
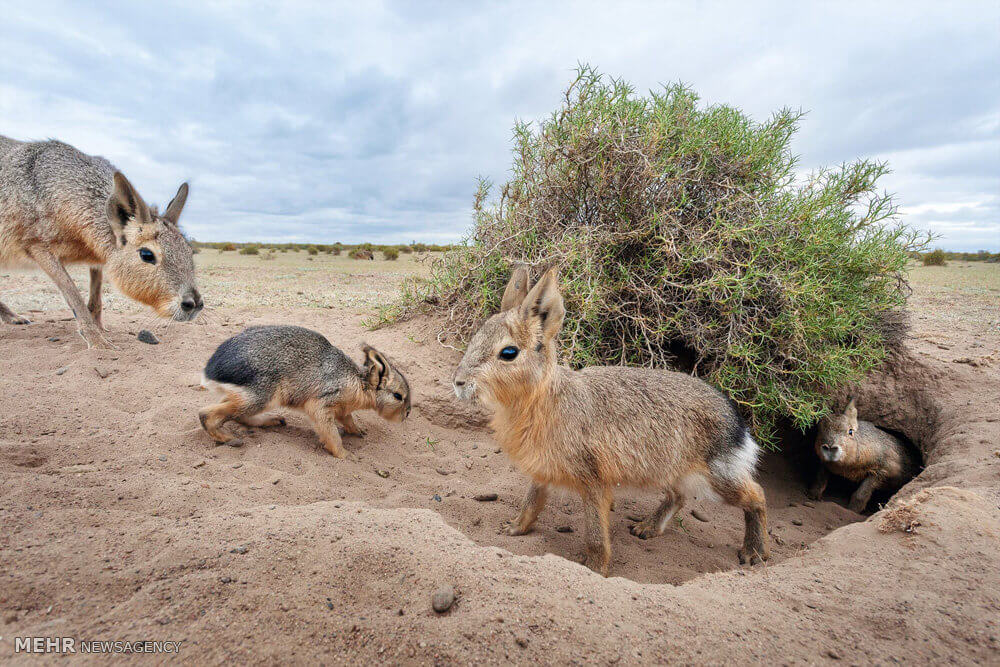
[307,246,319,256]
[261,250,276,261]
[383,247,400,261]
[239,244,260,255]
[350,249,374,260]
[398,244,414,254]
[386,66,930,447]
[411,242,429,253]
[219,242,237,252]
[921,249,947,266]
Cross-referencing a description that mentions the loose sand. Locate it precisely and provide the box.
[1,253,998,663]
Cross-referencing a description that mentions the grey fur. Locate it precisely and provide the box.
[0,135,200,347]
[200,326,411,456]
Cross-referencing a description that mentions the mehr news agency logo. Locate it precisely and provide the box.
[11,636,183,655]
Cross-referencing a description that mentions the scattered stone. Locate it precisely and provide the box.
[493,447,502,454]
[375,469,390,478]
[193,460,206,468]
[827,649,841,660]
[4,611,18,624]
[157,455,167,462]
[690,509,710,523]
[474,493,498,502]
[431,585,455,613]
[219,576,232,584]
[94,366,110,379]
[232,463,243,469]
[326,599,334,610]
[436,467,453,476]
[515,636,529,648]
[47,337,59,342]
[226,439,244,448]
[791,519,803,526]
[55,366,68,375]
[137,329,160,345]
[230,545,249,554]
[432,494,442,502]
[555,525,574,533]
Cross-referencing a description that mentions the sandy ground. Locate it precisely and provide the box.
[1,252,998,664]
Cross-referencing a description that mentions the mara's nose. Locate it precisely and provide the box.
[454,378,466,387]
[821,444,839,453]
[181,288,203,313]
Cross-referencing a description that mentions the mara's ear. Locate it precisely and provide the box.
[106,171,149,244]
[844,398,858,429]
[519,267,565,344]
[500,264,530,312]
[362,344,392,390]
[162,182,189,225]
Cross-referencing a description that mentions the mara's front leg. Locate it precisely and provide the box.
[848,475,878,514]
[337,412,364,436]
[303,400,346,458]
[506,482,549,536]
[87,267,105,330]
[580,486,613,576]
[808,466,829,501]
[28,246,112,348]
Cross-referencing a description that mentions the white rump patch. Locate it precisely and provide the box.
[710,430,760,484]
[677,472,721,503]
[200,374,243,396]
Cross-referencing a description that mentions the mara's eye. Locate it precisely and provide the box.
[498,346,519,361]
[139,248,156,264]
[392,392,403,401]
[848,428,854,436]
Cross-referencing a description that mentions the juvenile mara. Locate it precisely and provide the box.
[200,325,411,457]
[810,399,918,513]
[0,136,201,348]
[453,266,770,576]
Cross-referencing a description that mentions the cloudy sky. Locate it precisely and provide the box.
[1,2,997,249]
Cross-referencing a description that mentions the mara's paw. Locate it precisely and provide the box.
[3,315,31,325]
[737,546,769,566]
[628,520,659,540]
[504,521,531,537]
[577,552,610,577]
[221,438,244,448]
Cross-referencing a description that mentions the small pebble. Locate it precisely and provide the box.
[376,469,390,478]
[555,525,573,533]
[516,636,528,648]
[94,367,110,379]
[4,611,18,624]
[436,468,453,476]
[193,460,206,468]
[474,493,498,502]
[827,649,841,660]
[232,463,243,469]
[431,585,455,613]
[220,576,232,584]
[158,455,167,462]
[230,545,249,554]
[792,519,803,526]
[47,337,59,342]
[137,329,160,345]
[55,367,68,375]
[691,509,710,523]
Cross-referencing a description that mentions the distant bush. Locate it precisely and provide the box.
[220,242,238,252]
[411,242,429,253]
[350,249,374,260]
[307,246,319,255]
[239,244,260,255]
[922,249,947,266]
[383,247,400,261]
[261,250,276,261]
[387,66,930,446]
[399,244,414,254]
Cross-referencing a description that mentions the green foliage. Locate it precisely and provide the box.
[219,242,237,252]
[383,247,400,260]
[398,244,414,254]
[921,249,947,266]
[384,66,931,447]
[307,245,319,255]
[239,244,260,255]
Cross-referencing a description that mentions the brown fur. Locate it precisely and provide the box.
[810,399,919,513]
[454,266,769,575]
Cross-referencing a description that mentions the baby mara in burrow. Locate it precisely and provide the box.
[452,265,770,576]
[0,136,202,348]
[199,325,411,457]
[810,399,918,513]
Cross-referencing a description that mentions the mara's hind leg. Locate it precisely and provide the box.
[629,487,685,540]
[0,299,31,325]
[714,477,770,565]
[198,390,263,446]
[506,482,549,536]
[235,412,286,428]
